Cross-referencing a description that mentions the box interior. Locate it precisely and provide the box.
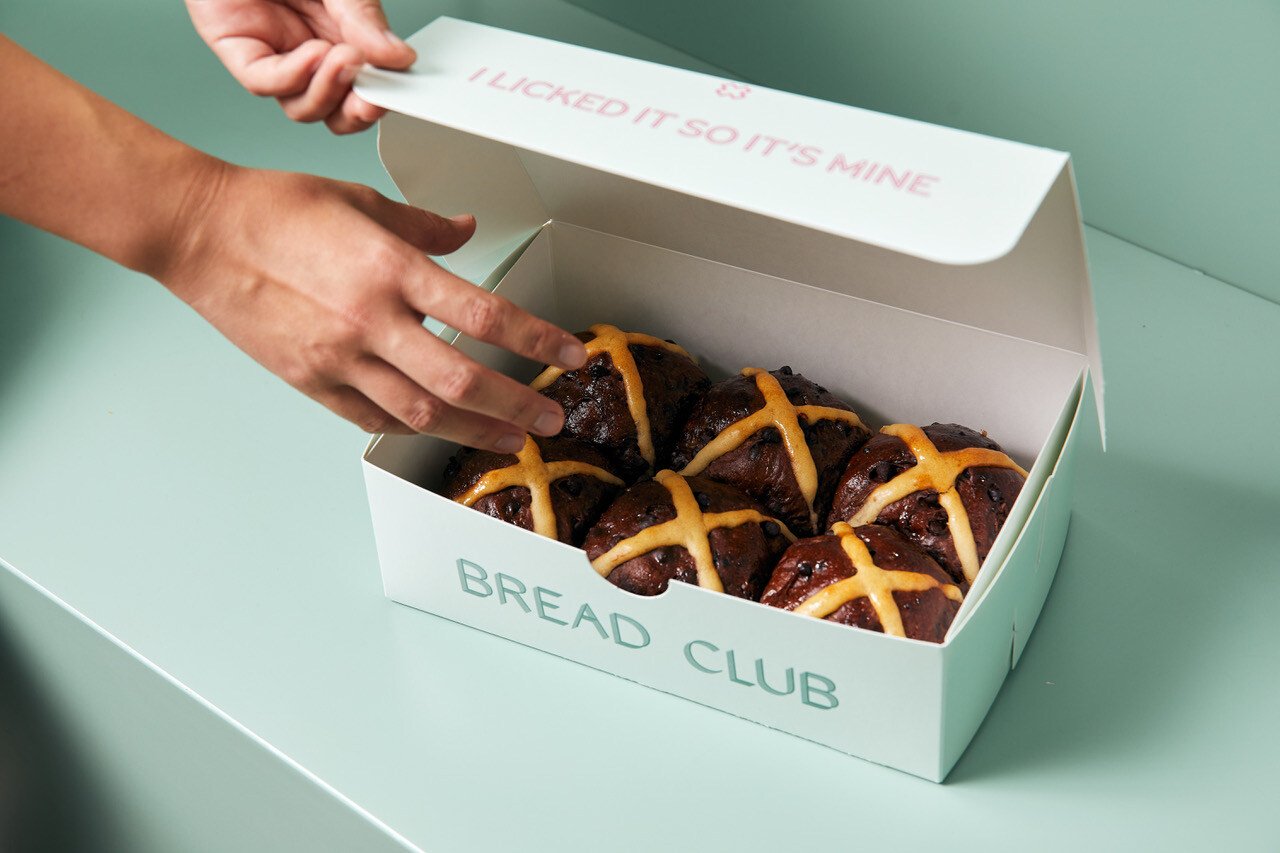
[367,221,1086,638]
[374,222,1083,467]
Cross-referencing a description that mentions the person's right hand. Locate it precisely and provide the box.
[162,161,587,451]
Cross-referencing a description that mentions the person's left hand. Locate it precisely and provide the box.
[186,0,415,134]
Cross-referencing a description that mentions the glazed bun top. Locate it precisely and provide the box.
[532,323,709,481]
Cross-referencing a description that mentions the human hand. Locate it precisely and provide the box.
[186,0,414,134]
[162,162,587,449]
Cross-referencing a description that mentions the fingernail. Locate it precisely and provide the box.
[449,213,475,226]
[383,29,409,50]
[338,64,360,85]
[533,410,562,436]
[559,340,587,369]
[494,433,524,454]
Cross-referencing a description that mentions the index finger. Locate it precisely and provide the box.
[403,259,587,371]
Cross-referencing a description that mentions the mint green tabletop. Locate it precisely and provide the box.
[2,2,1278,851]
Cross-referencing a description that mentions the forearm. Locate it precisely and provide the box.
[0,35,223,278]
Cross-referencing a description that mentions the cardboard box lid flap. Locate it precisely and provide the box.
[357,17,1066,260]
[357,17,1104,414]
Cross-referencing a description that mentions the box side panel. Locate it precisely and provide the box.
[936,449,1076,777]
[947,370,1082,635]
[1011,372,1093,664]
[935,535,1028,778]
[364,461,947,779]
[935,413,1085,779]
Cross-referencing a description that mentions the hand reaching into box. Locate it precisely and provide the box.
[185,0,415,134]
[0,36,587,450]
[162,166,587,448]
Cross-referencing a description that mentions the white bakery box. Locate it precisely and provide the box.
[354,18,1103,782]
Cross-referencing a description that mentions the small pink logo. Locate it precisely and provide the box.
[715,82,751,100]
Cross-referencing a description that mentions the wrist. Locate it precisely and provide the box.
[139,150,236,289]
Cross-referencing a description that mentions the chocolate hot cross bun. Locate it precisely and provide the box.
[827,423,1027,589]
[671,366,871,537]
[532,324,709,481]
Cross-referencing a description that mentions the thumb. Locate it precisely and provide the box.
[323,0,416,69]
[433,213,478,256]
[357,188,477,256]
[410,212,477,257]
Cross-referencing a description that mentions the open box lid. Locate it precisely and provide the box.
[355,17,1103,426]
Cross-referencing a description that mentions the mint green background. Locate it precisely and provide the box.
[565,0,1280,306]
[2,1,1279,850]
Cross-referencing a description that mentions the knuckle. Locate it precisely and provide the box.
[282,361,327,397]
[288,104,322,123]
[330,117,367,136]
[475,430,506,452]
[301,318,369,377]
[377,323,405,355]
[355,409,395,434]
[299,173,336,198]
[439,364,482,405]
[306,316,369,370]
[279,360,317,391]
[403,397,445,434]
[508,389,542,425]
[350,183,384,207]
[335,303,375,341]
[279,98,309,120]
[466,295,507,341]
[301,343,344,380]
[366,238,408,280]
[525,322,559,359]
[380,323,419,358]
